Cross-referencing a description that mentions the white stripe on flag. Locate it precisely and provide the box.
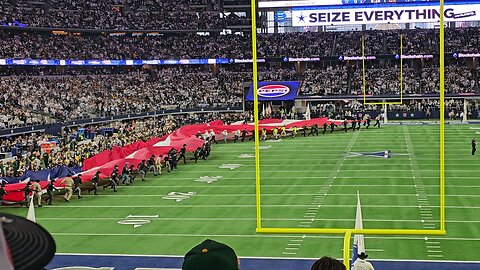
[352,191,365,266]
[27,196,36,223]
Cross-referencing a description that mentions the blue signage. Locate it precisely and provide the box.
[0,58,230,66]
[275,11,287,23]
[246,81,301,101]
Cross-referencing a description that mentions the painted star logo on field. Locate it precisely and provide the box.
[347,150,392,159]
[238,154,255,158]
[162,192,197,202]
[195,176,224,184]
[219,164,242,170]
[346,150,410,159]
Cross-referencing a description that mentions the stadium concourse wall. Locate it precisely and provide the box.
[46,254,480,270]
[2,117,344,203]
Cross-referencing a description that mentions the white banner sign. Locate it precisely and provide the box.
[292,4,480,26]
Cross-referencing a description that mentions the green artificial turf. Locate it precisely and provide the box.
[2,124,479,261]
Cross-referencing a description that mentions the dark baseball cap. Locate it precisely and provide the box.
[182,239,238,270]
[0,213,56,270]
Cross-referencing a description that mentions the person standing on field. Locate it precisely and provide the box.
[0,183,7,205]
[73,174,83,198]
[109,169,118,192]
[91,171,100,195]
[148,155,157,176]
[352,252,375,270]
[156,155,163,175]
[241,128,247,142]
[210,129,217,144]
[472,138,477,156]
[234,130,240,143]
[60,176,74,202]
[222,130,228,143]
[45,179,59,205]
[32,179,43,207]
[261,128,267,141]
[177,144,187,164]
[20,181,32,207]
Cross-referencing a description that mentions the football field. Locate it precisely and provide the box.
[2,124,480,264]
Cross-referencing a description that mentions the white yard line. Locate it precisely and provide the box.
[47,232,480,242]
[403,126,444,259]
[122,183,480,188]
[44,204,480,209]
[35,217,480,224]
[91,193,479,197]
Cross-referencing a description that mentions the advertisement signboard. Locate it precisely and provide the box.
[292,3,480,26]
[246,81,301,101]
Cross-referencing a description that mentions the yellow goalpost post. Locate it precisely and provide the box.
[250,0,446,269]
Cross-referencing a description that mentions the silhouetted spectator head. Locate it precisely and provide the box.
[311,256,346,270]
[182,239,239,270]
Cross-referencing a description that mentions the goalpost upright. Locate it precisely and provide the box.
[250,0,262,230]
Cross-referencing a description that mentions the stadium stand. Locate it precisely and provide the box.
[0,112,246,177]
[0,62,477,129]
[0,0,224,30]
[0,27,480,59]
[2,4,480,267]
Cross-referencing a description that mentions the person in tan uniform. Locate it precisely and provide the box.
[60,176,74,202]
[32,179,43,207]
[155,155,163,175]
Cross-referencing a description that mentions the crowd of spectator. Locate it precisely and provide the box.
[305,98,477,122]
[0,23,479,130]
[0,67,244,126]
[0,112,245,177]
[2,27,479,60]
[300,64,478,96]
[335,28,478,55]
[0,62,478,129]
[0,0,224,30]
[0,104,46,129]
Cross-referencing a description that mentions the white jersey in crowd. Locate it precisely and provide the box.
[353,259,375,270]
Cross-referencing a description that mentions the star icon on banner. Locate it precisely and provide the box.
[298,14,306,23]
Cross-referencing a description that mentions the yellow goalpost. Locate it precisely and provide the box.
[250,0,446,269]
